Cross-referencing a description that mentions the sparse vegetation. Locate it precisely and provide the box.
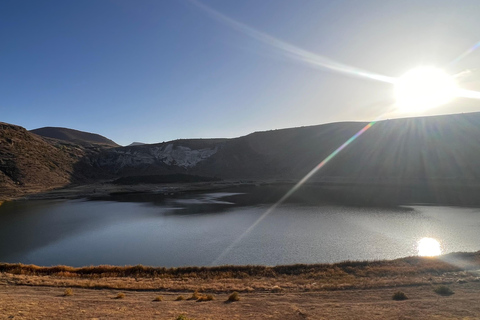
[115,292,126,299]
[434,285,454,296]
[0,253,479,319]
[392,291,408,300]
[227,291,240,302]
[153,295,163,301]
[63,288,73,296]
[272,285,282,292]
[1,251,479,280]
[0,252,478,296]
[176,315,194,320]
[196,294,215,302]
[187,290,201,300]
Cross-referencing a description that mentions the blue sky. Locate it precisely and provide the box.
[2,0,480,145]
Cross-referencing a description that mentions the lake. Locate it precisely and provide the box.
[1,185,479,267]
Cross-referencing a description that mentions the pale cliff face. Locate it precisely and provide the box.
[96,143,219,169]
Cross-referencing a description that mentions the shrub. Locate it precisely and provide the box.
[176,315,194,320]
[187,290,201,300]
[392,291,408,300]
[271,285,282,292]
[227,291,240,302]
[175,295,186,301]
[115,292,125,299]
[434,285,454,296]
[153,295,163,301]
[197,294,215,302]
[63,288,73,296]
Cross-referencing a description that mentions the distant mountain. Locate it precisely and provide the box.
[3,111,480,205]
[31,127,119,147]
[90,112,480,205]
[127,142,145,146]
[83,112,480,182]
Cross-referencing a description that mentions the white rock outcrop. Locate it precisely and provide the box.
[98,143,218,168]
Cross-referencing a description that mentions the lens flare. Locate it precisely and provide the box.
[417,237,442,257]
[449,39,480,66]
[211,121,376,265]
[191,1,480,265]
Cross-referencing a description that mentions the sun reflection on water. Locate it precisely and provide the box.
[417,237,442,257]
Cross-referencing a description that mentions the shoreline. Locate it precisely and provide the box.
[1,251,480,292]
[9,180,281,202]
[6,179,480,209]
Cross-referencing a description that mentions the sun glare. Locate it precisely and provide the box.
[395,67,458,113]
[417,237,442,257]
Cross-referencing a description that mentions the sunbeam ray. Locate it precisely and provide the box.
[456,88,480,100]
[211,120,377,265]
[189,0,395,84]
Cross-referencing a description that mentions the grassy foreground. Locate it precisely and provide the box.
[1,252,480,319]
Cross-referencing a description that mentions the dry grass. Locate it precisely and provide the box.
[63,288,73,296]
[227,291,240,302]
[175,295,186,301]
[187,290,201,300]
[0,251,479,295]
[3,281,480,319]
[153,295,163,301]
[196,294,215,302]
[1,251,478,280]
[434,285,455,296]
[271,285,282,292]
[114,292,125,299]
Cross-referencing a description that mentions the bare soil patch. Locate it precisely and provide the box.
[1,280,480,319]
[1,252,480,319]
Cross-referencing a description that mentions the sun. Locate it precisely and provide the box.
[417,237,442,257]
[395,67,458,113]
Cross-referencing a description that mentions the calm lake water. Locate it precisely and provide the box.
[1,185,479,267]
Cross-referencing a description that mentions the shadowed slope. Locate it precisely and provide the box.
[3,111,480,203]
[31,127,119,147]
[93,112,480,184]
[0,123,84,198]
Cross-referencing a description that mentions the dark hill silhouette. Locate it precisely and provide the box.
[91,112,480,205]
[88,112,480,183]
[192,113,480,185]
[31,127,119,147]
[3,111,480,205]
[318,113,480,183]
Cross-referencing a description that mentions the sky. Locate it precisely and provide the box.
[2,0,480,146]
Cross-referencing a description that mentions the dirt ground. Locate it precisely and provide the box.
[1,280,480,319]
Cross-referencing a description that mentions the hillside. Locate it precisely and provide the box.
[0,123,84,198]
[3,112,480,204]
[31,127,119,147]
[91,112,480,183]
[319,114,480,183]
[86,112,480,205]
